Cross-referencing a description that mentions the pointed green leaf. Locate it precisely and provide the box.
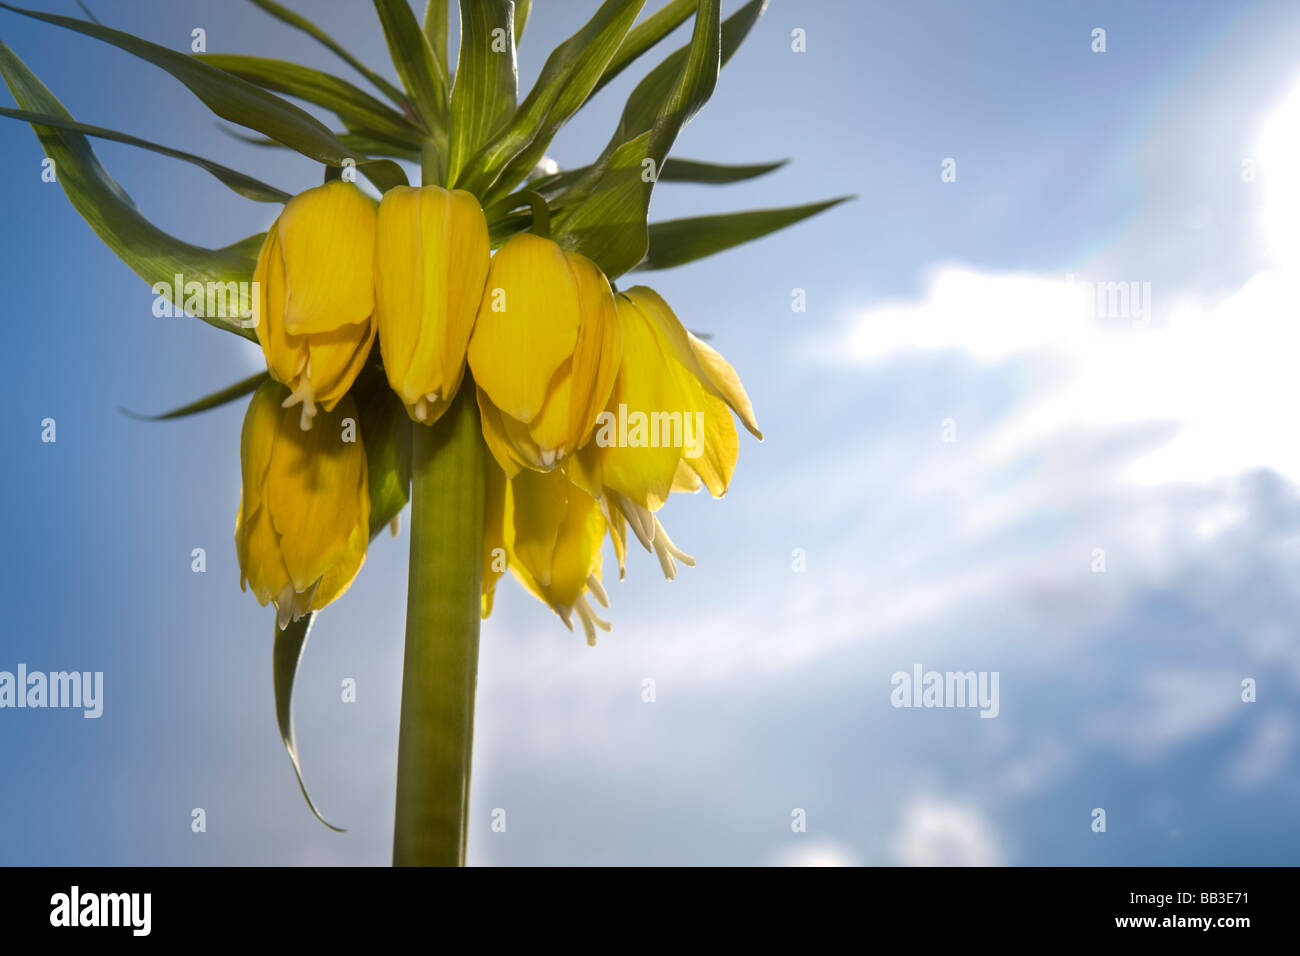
[0,106,290,202]
[274,612,345,832]
[249,0,408,106]
[374,0,448,132]
[657,156,787,184]
[0,3,408,192]
[592,0,695,97]
[197,54,423,148]
[534,155,786,196]
[551,0,720,277]
[0,41,259,340]
[422,0,451,88]
[639,196,853,271]
[609,0,763,148]
[457,0,645,200]
[448,0,518,186]
[119,371,269,421]
[513,0,531,43]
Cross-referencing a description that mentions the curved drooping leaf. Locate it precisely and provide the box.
[0,41,260,340]
[448,0,517,186]
[119,371,269,421]
[457,0,646,200]
[0,3,408,192]
[639,196,853,271]
[0,106,290,202]
[249,0,408,107]
[551,0,721,277]
[273,612,345,831]
[591,0,695,97]
[197,54,423,148]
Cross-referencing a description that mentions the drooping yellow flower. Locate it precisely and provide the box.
[253,180,377,429]
[572,286,761,579]
[501,467,611,644]
[468,233,622,474]
[235,380,370,629]
[374,185,490,425]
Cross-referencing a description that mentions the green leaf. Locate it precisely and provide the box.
[513,0,531,43]
[448,0,518,186]
[534,155,786,196]
[374,0,449,135]
[658,156,786,184]
[0,106,290,202]
[591,0,695,97]
[119,371,269,421]
[0,3,408,193]
[608,0,763,149]
[196,54,422,148]
[274,612,346,832]
[0,41,260,340]
[353,366,413,539]
[457,0,646,200]
[551,0,721,277]
[248,0,408,107]
[638,196,853,271]
[218,122,421,163]
[422,0,451,89]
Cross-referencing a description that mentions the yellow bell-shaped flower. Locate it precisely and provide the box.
[502,467,611,644]
[572,286,761,579]
[253,180,377,430]
[235,380,370,629]
[468,233,622,474]
[374,185,490,424]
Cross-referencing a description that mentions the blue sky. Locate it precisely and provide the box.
[2,0,1299,865]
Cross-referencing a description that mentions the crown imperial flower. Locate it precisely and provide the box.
[374,185,490,425]
[468,233,622,473]
[235,380,370,629]
[253,180,378,429]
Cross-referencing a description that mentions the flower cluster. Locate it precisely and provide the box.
[239,180,761,641]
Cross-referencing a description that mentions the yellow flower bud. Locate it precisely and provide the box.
[253,181,377,430]
[503,468,610,644]
[235,380,370,629]
[374,185,491,424]
[468,233,622,474]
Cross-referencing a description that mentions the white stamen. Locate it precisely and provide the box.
[586,573,609,609]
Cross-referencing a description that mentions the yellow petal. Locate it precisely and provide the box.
[593,294,689,511]
[376,186,489,421]
[622,286,762,438]
[253,228,308,387]
[277,181,377,336]
[563,250,622,453]
[265,395,369,594]
[468,233,578,423]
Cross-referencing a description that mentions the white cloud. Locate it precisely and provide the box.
[891,798,1004,866]
[772,840,860,867]
[828,73,1300,489]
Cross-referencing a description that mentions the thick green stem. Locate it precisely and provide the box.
[392,384,484,866]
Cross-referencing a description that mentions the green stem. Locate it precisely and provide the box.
[392,383,485,866]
